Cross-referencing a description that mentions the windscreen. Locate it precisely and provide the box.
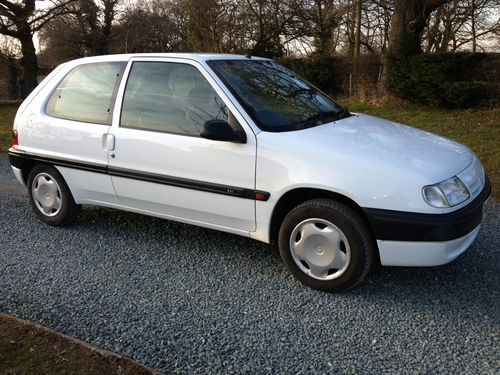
[208,59,348,132]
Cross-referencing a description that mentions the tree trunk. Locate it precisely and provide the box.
[354,0,362,59]
[347,3,356,56]
[315,0,327,55]
[19,32,39,99]
[471,0,476,52]
[388,0,448,57]
[385,0,449,95]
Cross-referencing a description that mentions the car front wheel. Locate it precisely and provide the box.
[27,165,80,226]
[278,199,373,292]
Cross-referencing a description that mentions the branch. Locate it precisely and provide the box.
[0,5,17,26]
[29,0,77,30]
[0,0,22,15]
[424,0,450,11]
[370,0,393,12]
[454,26,500,49]
[244,0,259,18]
[0,21,17,37]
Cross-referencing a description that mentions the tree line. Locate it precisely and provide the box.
[1,0,498,99]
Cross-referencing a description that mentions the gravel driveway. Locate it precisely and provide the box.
[0,156,498,374]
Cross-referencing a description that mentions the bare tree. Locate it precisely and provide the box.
[306,0,340,56]
[362,0,393,53]
[387,0,451,56]
[424,0,500,52]
[39,0,122,63]
[0,36,21,99]
[242,0,308,57]
[0,0,75,97]
[114,0,189,53]
[183,0,223,52]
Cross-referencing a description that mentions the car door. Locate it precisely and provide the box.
[37,61,126,204]
[107,58,257,232]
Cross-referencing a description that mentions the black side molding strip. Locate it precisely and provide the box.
[9,150,107,174]
[363,176,491,242]
[108,166,270,201]
[8,150,270,201]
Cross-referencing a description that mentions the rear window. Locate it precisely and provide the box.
[46,62,126,125]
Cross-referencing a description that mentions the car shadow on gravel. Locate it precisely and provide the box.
[350,201,498,317]
[72,202,499,313]
[75,205,278,259]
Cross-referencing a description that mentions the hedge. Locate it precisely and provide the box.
[386,52,500,108]
[279,53,499,108]
[279,56,345,97]
[279,55,382,98]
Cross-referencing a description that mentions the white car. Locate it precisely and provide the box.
[9,53,491,292]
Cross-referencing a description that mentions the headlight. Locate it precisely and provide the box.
[423,176,470,208]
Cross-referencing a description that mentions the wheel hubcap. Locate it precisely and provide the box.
[32,173,62,217]
[289,218,351,281]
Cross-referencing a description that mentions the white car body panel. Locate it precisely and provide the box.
[107,127,256,231]
[14,116,117,205]
[56,167,119,205]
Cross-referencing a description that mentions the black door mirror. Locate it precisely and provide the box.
[201,120,247,143]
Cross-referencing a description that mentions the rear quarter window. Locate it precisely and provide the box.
[46,62,126,125]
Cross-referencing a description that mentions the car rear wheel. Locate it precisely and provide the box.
[278,199,373,292]
[27,165,80,226]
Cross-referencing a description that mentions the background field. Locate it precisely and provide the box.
[1,103,498,199]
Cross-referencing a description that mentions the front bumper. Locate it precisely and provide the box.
[364,176,491,242]
[377,225,481,266]
[364,176,491,267]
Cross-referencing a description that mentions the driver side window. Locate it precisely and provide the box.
[120,61,228,136]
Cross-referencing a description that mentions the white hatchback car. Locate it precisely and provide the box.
[9,53,490,292]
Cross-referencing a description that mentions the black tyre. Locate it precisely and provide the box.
[27,165,80,226]
[278,199,373,292]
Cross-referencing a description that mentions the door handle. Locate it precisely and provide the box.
[105,133,115,151]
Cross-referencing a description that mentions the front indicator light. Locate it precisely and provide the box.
[423,176,470,208]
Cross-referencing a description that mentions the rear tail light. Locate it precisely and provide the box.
[12,130,18,148]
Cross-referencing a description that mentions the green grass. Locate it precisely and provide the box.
[1,102,498,198]
[0,314,153,375]
[0,104,17,155]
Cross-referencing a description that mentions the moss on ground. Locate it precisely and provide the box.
[0,314,156,375]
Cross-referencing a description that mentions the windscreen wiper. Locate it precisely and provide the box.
[333,106,351,120]
[304,110,338,125]
[304,107,351,126]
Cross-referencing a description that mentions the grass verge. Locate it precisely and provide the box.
[0,104,17,155]
[0,313,159,375]
[1,102,498,198]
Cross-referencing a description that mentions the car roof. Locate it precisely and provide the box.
[65,53,271,65]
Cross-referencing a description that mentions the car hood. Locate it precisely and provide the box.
[292,113,473,182]
[256,113,476,212]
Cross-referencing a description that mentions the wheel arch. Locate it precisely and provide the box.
[12,157,37,186]
[9,153,61,187]
[269,188,380,263]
